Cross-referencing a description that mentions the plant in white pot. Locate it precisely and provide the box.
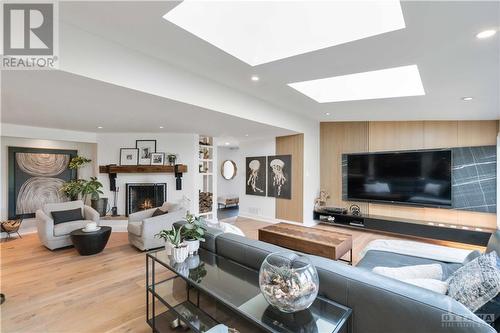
[156,226,189,263]
[182,212,206,255]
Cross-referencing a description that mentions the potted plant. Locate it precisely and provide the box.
[60,179,86,201]
[69,156,92,170]
[167,153,177,166]
[82,177,107,217]
[156,226,189,263]
[182,212,206,255]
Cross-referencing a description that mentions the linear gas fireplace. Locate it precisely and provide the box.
[126,183,166,216]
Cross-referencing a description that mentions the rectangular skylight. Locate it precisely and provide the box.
[288,65,425,103]
[163,1,405,66]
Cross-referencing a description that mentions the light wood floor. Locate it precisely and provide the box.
[1,217,484,333]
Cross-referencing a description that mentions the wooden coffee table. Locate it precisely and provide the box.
[258,223,353,264]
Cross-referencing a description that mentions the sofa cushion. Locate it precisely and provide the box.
[51,208,84,225]
[357,250,462,279]
[128,222,142,236]
[53,220,89,237]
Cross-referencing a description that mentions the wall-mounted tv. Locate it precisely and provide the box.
[346,149,452,208]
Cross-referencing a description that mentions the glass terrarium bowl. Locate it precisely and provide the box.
[259,251,319,313]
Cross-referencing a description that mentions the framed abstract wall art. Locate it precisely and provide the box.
[8,147,77,219]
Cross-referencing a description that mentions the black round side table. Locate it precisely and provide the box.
[70,226,112,256]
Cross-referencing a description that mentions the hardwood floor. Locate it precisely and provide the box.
[1,217,484,333]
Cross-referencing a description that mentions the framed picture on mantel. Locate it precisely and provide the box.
[136,140,157,165]
[120,148,139,166]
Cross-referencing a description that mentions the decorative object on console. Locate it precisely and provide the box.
[259,251,319,313]
[150,152,165,166]
[349,204,361,216]
[182,211,206,255]
[246,156,266,196]
[119,148,139,166]
[8,147,77,219]
[0,219,22,239]
[314,190,330,210]
[267,155,292,199]
[221,160,237,180]
[136,140,157,165]
[156,226,189,263]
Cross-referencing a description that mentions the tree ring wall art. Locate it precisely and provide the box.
[8,147,77,219]
[245,156,266,196]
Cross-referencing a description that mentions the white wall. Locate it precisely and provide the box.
[0,136,97,220]
[236,139,276,221]
[217,147,241,199]
[96,133,197,215]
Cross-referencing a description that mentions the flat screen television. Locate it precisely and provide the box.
[346,150,452,208]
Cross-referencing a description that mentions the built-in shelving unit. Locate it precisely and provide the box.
[198,136,214,219]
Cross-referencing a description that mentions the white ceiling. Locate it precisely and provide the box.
[1,70,295,144]
[57,1,500,121]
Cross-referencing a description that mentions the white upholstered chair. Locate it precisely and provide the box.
[127,202,186,251]
[35,200,100,250]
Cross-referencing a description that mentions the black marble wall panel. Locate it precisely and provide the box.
[341,145,497,213]
[452,145,496,213]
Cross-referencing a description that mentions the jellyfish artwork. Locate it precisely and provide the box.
[270,159,287,196]
[247,159,264,193]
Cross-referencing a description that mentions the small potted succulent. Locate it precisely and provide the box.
[156,226,189,263]
[167,153,177,166]
[182,212,206,255]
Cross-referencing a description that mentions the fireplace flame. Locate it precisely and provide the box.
[140,199,154,210]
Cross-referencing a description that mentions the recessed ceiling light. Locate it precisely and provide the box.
[245,134,249,137]
[251,75,260,82]
[462,97,473,101]
[225,142,230,145]
[97,126,103,129]
[159,126,164,129]
[325,112,331,116]
[476,29,497,39]
[288,65,425,103]
[163,1,405,66]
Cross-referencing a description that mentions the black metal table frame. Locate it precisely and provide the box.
[146,250,352,333]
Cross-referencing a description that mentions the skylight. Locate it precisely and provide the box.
[288,65,425,103]
[163,1,405,66]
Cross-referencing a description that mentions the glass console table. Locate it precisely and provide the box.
[146,249,351,333]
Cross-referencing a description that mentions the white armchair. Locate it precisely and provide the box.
[35,200,100,250]
[127,202,186,251]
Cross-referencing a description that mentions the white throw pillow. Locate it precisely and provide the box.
[403,278,448,294]
[373,264,443,280]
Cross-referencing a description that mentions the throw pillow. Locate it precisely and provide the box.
[152,208,168,217]
[402,278,448,294]
[447,251,500,312]
[51,208,84,225]
[372,264,443,280]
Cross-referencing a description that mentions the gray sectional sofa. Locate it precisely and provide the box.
[174,221,497,333]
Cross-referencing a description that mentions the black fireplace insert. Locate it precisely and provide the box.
[126,183,166,216]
